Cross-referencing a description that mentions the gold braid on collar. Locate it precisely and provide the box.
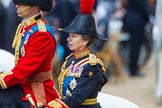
[73,48,91,59]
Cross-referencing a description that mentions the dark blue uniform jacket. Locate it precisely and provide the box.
[58,48,107,108]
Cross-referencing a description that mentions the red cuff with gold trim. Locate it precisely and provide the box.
[47,98,69,108]
[0,71,13,89]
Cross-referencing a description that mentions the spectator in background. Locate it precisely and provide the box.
[55,0,80,62]
[122,0,151,77]
[0,1,6,49]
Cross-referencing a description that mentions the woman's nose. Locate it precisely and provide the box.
[67,36,70,41]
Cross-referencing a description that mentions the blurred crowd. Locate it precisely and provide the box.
[0,0,156,80]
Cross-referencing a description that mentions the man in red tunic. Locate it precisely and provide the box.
[0,0,60,107]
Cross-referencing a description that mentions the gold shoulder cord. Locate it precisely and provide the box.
[97,58,106,73]
[37,19,46,32]
[57,54,72,98]
[12,23,24,65]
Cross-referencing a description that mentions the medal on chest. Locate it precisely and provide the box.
[68,61,83,78]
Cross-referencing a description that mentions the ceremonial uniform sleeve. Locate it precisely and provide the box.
[47,64,103,108]
[0,31,56,89]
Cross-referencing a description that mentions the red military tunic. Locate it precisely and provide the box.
[0,14,59,106]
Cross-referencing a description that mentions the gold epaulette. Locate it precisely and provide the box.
[37,20,46,32]
[89,53,106,73]
[89,53,98,65]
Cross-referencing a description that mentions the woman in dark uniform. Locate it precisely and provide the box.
[46,0,108,108]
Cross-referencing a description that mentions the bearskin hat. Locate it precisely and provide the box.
[13,0,53,12]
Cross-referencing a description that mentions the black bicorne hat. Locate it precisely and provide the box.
[58,14,108,41]
[13,0,53,12]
